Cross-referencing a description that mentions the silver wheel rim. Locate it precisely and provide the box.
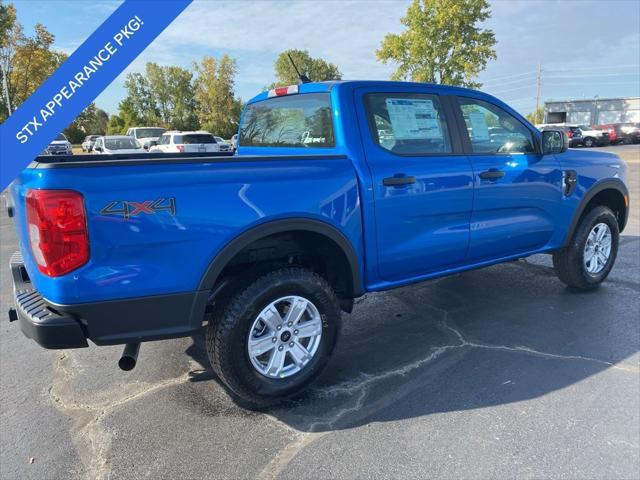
[247,295,322,379]
[584,222,612,275]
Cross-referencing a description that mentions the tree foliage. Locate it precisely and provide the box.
[193,55,242,138]
[270,49,341,88]
[526,106,544,125]
[0,2,66,121]
[63,103,109,143]
[376,0,496,88]
[116,63,198,131]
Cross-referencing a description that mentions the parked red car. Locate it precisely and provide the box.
[593,124,625,144]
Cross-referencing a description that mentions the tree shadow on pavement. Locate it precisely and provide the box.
[183,236,640,433]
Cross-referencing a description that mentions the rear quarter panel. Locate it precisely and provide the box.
[10,157,362,304]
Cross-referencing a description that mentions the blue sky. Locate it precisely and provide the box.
[12,0,640,116]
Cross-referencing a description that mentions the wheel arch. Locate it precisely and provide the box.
[563,179,629,246]
[198,218,364,299]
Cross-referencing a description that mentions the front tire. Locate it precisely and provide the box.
[553,206,619,290]
[583,137,595,147]
[206,267,341,407]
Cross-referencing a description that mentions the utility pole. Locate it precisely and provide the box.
[535,62,542,123]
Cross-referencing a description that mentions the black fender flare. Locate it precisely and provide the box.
[197,218,364,297]
[562,179,629,246]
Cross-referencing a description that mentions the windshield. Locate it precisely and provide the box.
[135,128,165,138]
[104,138,141,150]
[240,93,334,147]
[55,134,67,141]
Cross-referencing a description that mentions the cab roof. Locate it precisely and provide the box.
[246,80,481,105]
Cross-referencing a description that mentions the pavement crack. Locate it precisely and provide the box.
[49,352,191,480]
[439,321,639,374]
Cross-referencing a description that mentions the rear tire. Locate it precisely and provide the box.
[206,267,341,407]
[552,206,619,290]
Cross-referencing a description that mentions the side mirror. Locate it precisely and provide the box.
[94,146,102,152]
[143,144,149,150]
[150,140,158,147]
[542,130,568,154]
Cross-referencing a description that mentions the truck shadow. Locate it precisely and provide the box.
[184,236,640,433]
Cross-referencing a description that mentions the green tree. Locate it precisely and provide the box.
[122,72,156,125]
[118,63,197,130]
[376,0,496,88]
[1,3,66,121]
[0,1,20,118]
[193,55,242,138]
[526,106,544,125]
[107,113,126,135]
[270,49,341,87]
[63,103,109,143]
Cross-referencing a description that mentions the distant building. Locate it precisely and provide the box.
[544,97,640,125]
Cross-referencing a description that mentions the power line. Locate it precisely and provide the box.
[486,85,533,95]
[481,70,537,84]
[544,64,640,73]
[544,81,640,86]
[546,72,640,79]
[481,75,537,88]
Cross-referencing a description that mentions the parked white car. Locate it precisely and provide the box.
[230,133,238,152]
[214,136,232,152]
[93,136,145,154]
[81,135,101,152]
[126,127,166,150]
[149,131,221,153]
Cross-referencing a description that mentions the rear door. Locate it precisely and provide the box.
[355,87,474,282]
[452,95,563,262]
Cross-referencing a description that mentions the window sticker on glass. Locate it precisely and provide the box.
[385,98,442,140]
[467,111,490,141]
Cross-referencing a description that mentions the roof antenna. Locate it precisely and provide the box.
[287,52,312,84]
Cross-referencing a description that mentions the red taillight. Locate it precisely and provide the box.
[25,189,89,277]
[565,130,573,138]
[176,144,185,153]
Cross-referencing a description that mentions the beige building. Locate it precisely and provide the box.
[544,97,640,125]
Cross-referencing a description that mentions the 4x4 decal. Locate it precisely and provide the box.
[100,197,176,220]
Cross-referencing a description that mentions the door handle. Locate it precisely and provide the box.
[479,169,505,180]
[383,175,416,187]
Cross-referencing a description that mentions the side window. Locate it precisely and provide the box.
[364,93,452,155]
[160,135,170,145]
[457,97,535,154]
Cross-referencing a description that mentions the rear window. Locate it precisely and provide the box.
[135,128,165,138]
[104,137,141,150]
[174,134,215,144]
[239,93,334,148]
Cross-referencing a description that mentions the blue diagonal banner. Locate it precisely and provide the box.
[0,0,192,189]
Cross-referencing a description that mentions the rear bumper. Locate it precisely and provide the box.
[10,252,88,349]
[9,251,209,349]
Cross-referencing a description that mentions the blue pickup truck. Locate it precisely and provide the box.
[8,81,629,406]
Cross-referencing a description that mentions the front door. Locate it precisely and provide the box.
[453,95,563,262]
[355,88,474,282]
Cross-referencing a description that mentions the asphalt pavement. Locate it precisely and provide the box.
[1,145,638,480]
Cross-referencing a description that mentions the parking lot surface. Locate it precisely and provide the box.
[1,145,639,479]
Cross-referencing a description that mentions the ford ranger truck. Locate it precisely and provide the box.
[7,81,629,406]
